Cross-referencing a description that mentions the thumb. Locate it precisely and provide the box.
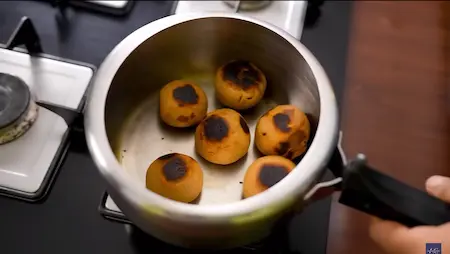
[426,175,450,203]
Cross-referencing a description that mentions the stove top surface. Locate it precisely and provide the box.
[0,1,352,253]
[0,47,93,199]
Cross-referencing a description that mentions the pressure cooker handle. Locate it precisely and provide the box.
[335,154,450,227]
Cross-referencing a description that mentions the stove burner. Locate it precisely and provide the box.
[222,0,272,11]
[0,73,30,128]
[0,73,38,145]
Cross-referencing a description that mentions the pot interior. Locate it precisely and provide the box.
[104,17,321,205]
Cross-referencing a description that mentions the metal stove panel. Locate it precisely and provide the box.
[0,108,67,193]
[0,48,93,199]
[173,1,308,40]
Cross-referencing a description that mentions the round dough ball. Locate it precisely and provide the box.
[243,156,296,198]
[255,105,310,160]
[195,108,251,165]
[215,60,267,110]
[159,80,208,128]
[146,153,203,203]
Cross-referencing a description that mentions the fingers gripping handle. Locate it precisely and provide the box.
[338,154,450,227]
[426,176,450,203]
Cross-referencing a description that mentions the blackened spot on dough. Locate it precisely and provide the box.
[163,157,187,181]
[275,142,290,155]
[273,113,291,132]
[172,84,198,105]
[177,115,190,122]
[259,164,289,187]
[159,153,176,160]
[222,60,261,90]
[286,151,294,159]
[204,115,229,141]
[239,116,250,134]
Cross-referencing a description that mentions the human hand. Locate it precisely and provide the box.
[369,175,450,254]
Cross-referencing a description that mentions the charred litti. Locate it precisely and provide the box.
[195,108,251,165]
[146,153,203,203]
[159,80,208,128]
[243,155,296,198]
[255,105,310,160]
[215,60,267,110]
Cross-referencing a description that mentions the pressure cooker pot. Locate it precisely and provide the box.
[82,13,450,249]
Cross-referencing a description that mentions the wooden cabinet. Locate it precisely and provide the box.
[328,1,450,253]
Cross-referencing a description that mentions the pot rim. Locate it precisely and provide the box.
[84,13,339,220]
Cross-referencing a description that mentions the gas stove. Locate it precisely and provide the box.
[0,0,347,253]
[0,17,94,202]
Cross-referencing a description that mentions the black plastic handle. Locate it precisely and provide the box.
[337,154,450,227]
